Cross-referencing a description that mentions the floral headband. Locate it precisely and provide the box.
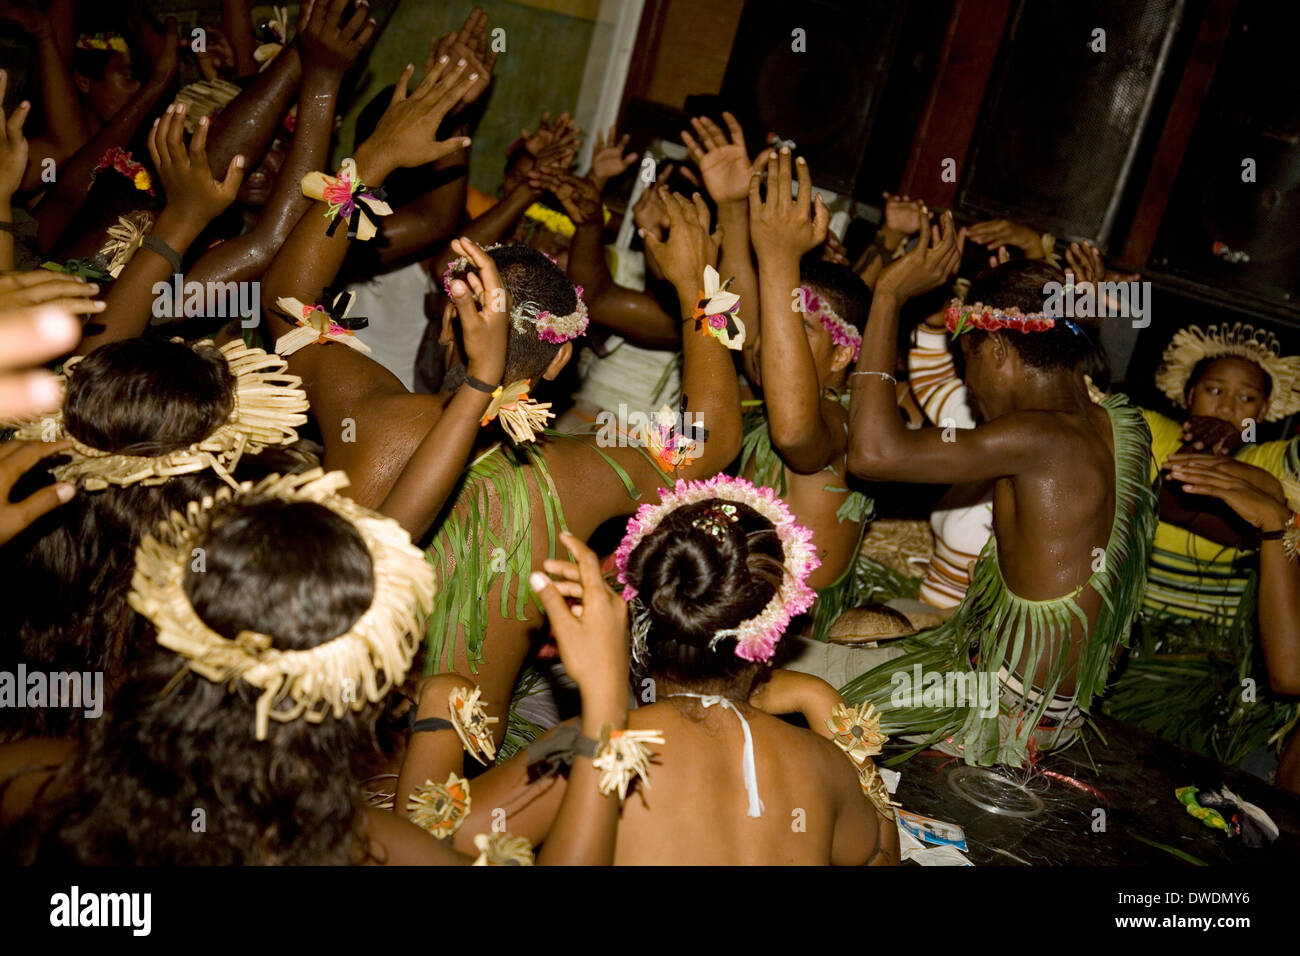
[442,243,589,345]
[614,475,819,664]
[945,299,1056,335]
[801,286,860,360]
[92,147,154,196]
[76,33,129,53]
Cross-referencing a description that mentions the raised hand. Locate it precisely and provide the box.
[966,218,1043,259]
[0,271,104,316]
[0,305,80,420]
[640,188,721,300]
[133,13,182,86]
[195,25,238,82]
[0,70,30,203]
[425,6,498,109]
[748,147,828,264]
[0,439,76,547]
[877,208,962,302]
[444,237,507,387]
[881,192,926,238]
[682,111,754,205]
[532,532,630,712]
[357,58,477,180]
[527,169,602,225]
[589,125,637,193]
[299,0,376,77]
[1180,415,1244,455]
[1064,239,1105,286]
[147,104,245,229]
[521,111,580,159]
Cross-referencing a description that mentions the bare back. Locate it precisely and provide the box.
[615,700,880,865]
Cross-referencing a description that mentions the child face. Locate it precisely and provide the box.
[1187,357,1269,427]
[83,54,140,123]
[237,134,290,208]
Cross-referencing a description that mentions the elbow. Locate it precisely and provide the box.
[846,443,887,480]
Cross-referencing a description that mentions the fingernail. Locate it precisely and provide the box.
[439,55,449,64]
[457,58,466,66]
[529,572,548,591]
[469,73,478,82]
[199,116,208,127]
[461,138,472,147]
[87,284,99,293]
[55,483,75,504]
[36,309,77,343]
[27,373,62,408]
[234,155,245,167]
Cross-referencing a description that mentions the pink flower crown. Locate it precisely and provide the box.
[945,299,1055,335]
[442,243,589,344]
[801,286,861,360]
[614,475,820,663]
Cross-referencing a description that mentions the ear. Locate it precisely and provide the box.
[437,302,455,346]
[988,332,1011,367]
[830,344,854,374]
[541,341,573,381]
[74,73,93,95]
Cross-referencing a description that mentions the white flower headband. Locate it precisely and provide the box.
[614,475,820,663]
[441,243,589,345]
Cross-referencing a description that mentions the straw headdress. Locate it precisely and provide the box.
[1155,323,1300,422]
[6,339,310,490]
[128,469,436,741]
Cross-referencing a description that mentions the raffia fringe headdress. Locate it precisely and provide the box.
[5,339,309,490]
[128,469,436,741]
[1156,323,1300,422]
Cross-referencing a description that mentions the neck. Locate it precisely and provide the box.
[987,368,1089,419]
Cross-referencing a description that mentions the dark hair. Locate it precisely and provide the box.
[0,339,315,741]
[964,260,1096,372]
[6,498,385,864]
[1184,355,1271,401]
[624,499,785,696]
[449,244,577,383]
[70,49,115,82]
[799,258,872,333]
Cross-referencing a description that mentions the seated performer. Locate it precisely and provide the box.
[1162,459,1300,792]
[742,150,873,637]
[840,222,1157,766]
[1105,323,1300,765]
[431,478,900,864]
[0,470,629,865]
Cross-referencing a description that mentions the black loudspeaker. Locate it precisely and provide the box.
[957,0,1187,247]
[1147,0,1300,323]
[719,0,910,198]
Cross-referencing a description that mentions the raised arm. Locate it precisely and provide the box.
[33,17,180,254]
[0,3,87,172]
[76,104,244,353]
[846,211,1037,485]
[529,168,679,346]
[637,189,742,481]
[683,111,765,381]
[0,70,29,272]
[749,148,840,473]
[379,237,506,539]
[187,0,373,286]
